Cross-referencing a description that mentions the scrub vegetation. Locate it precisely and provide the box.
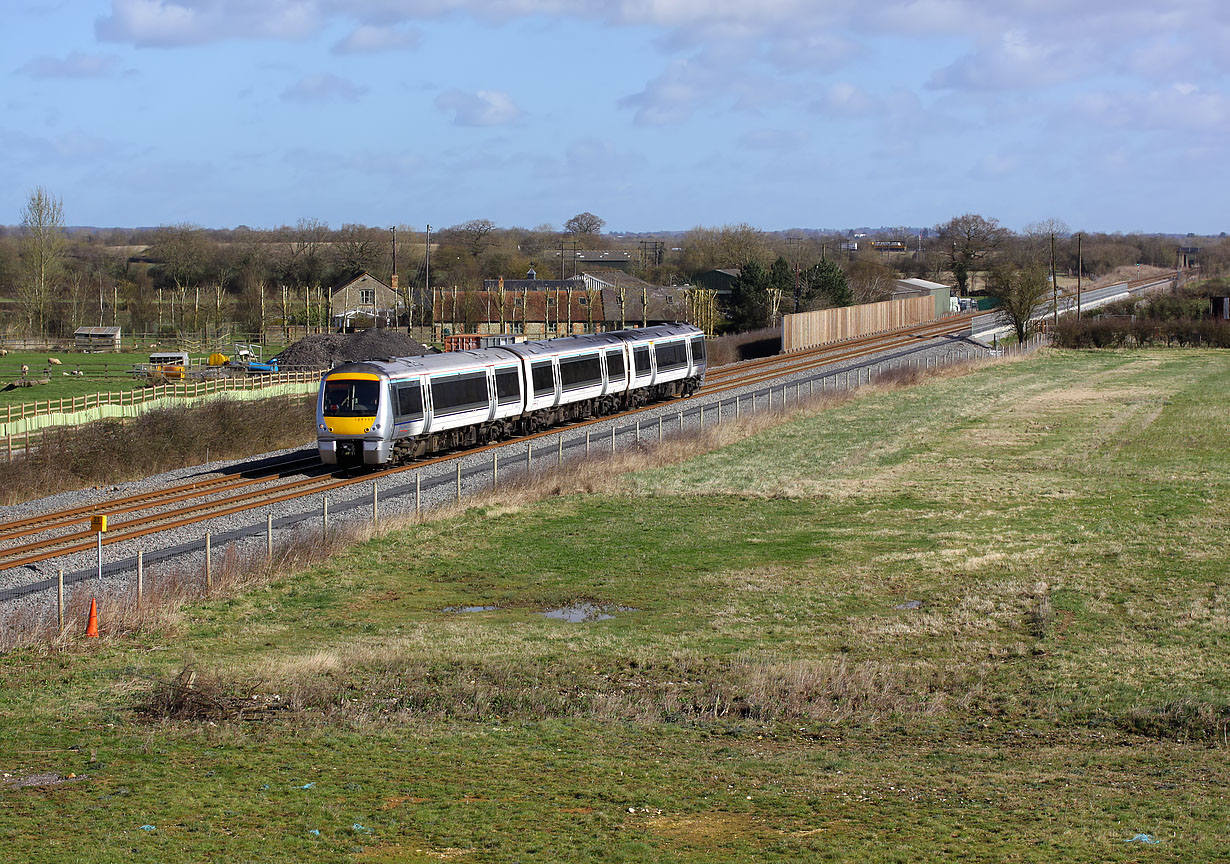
[0,349,1226,862]
[2,395,315,505]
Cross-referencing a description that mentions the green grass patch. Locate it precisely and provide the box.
[1,349,1226,861]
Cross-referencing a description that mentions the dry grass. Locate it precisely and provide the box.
[139,646,986,726]
[2,395,316,505]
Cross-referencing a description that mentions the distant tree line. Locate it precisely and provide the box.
[1,188,1223,339]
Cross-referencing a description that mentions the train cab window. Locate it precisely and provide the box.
[560,354,602,390]
[430,372,489,416]
[395,382,423,419]
[633,345,651,377]
[495,367,521,405]
[324,379,379,416]
[531,362,555,398]
[604,350,624,382]
[690,335,706,362]
[654,341,687,371]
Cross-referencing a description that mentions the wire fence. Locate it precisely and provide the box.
[0,331,1048,635]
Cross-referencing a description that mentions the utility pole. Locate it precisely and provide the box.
[1076,233,1083,320]
[424,225,431,336]
[786,236,803,312]
[1050,232,1058,326]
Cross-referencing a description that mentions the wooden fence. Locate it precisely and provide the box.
[781,296,938,352]
[3,370,322,426]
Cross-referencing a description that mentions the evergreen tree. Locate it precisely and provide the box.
[800,260,852,309]
[727,260,773,331]
[769,256,795,312]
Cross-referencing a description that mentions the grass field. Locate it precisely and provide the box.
[0,349,1226,862]
[0,347,294,409]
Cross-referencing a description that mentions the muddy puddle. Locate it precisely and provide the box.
[540,603,636,623]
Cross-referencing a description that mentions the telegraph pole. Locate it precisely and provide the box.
[1076,233,1083,320]
[1050,233,1058,327]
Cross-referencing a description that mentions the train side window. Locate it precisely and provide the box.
[560,354,602,390]
[430,372,489,416]
[654,341,687,371]
[531,361,555,398]
[633,345,651,376]
[395,383,423,419]
[690,335,706,362]
[495,367,520,405]
[604,350,624,381]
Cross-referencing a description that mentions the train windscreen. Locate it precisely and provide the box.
[323,379,380,416]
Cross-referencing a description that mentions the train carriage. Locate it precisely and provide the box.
[317,324,706,466]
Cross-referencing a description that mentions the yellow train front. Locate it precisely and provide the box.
[316,363,399,466]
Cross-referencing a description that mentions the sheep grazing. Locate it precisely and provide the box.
[48,357,62,365]
[0,348,8,356]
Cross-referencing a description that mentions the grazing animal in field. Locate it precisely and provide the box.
[0,348,8,356]
[21,364,29,377]
[48,357,62,365]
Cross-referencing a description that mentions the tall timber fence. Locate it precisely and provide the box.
[0,332,1052,640]
[782,296,938,353]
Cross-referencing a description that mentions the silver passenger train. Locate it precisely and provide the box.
[317,323,706,466]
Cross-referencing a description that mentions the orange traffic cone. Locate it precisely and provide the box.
[85,599,99,638]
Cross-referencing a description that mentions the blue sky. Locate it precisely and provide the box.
[3,1,1227,234]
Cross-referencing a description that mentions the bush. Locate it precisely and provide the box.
[1054,316,1230,349]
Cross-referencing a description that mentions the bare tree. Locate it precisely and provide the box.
[17,187,66,335]
[333,223,385,276]
[451,219,497,258]
[986,264,1050,343]
[936,213,1009,295]
[564,212,605,236]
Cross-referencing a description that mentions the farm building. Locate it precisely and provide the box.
[329,272,403,331]
[73,326,122,352]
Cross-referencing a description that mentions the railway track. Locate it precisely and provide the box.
[0,312,983,576]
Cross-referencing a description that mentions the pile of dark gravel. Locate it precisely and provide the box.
[275,330,430,369]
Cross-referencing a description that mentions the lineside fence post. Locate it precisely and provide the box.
[611,425,615,453]
[136,551,143,609]
[322,495,329,539]
[585,430,590,457]
[57,569,64,631]
[266,513,273,561]
[372,479,379,530]
[415,473,421,517]
[204,531,212,593]
[455,461,461,503]
[557,435,563,465]
[492,452,498,489]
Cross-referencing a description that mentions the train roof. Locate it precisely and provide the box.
[323,324,703,377]
[502,323,701,359]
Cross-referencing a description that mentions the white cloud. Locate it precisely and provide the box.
[811,82,878,117]
[1079,83,1230,134]
[617,59,705,125]
[928,29,1080,91]
[332,24,420,54]
[281,73,367,102]
[18,52,123,79]
[96,0,320,47]
[435,89,520,126]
